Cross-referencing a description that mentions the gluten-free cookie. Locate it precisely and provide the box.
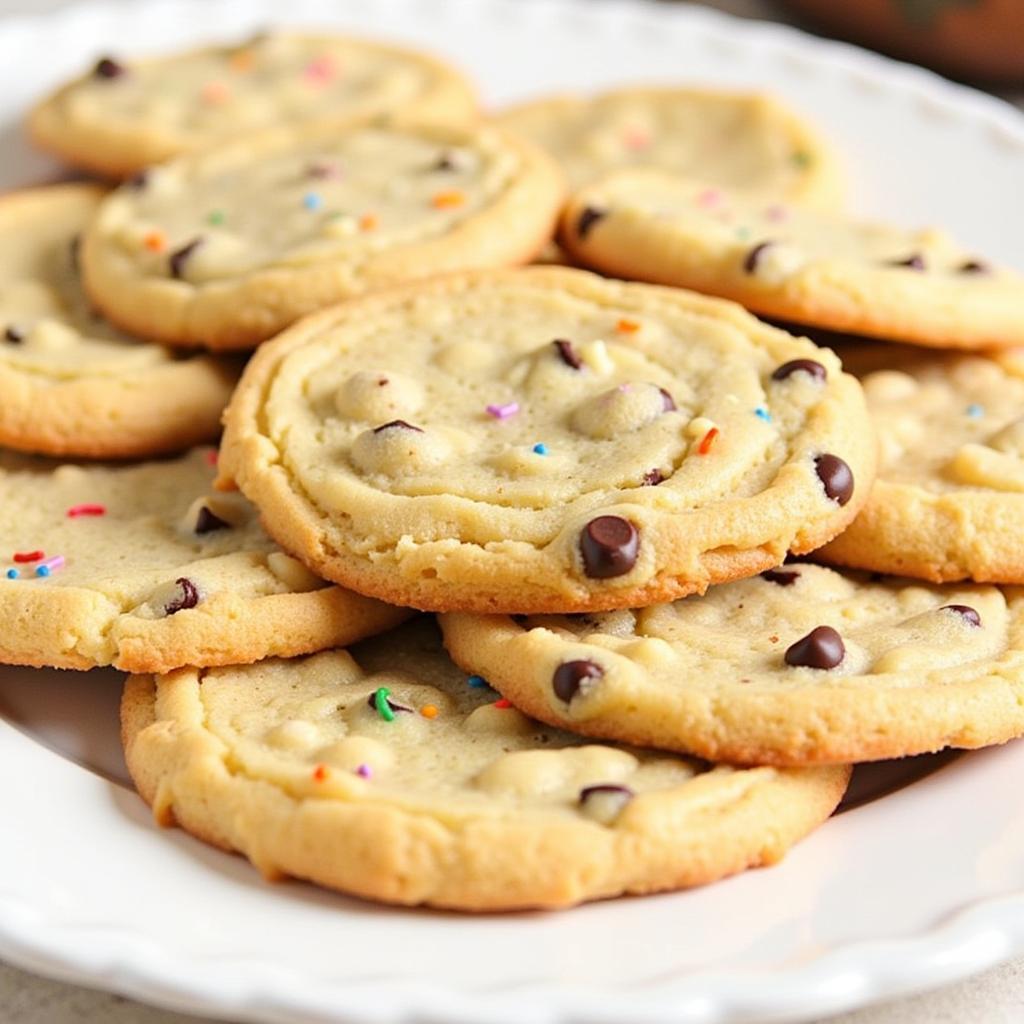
[218,267,876,613]
[80,120,563,350]
[0,184,237,458]
[122,618,849,910]
[497,87,842,203]
[441,563,1024,766]
[818,344,1024,582]
[29,31,477,179]
[561,170,1024,350]
[0,448,407,672]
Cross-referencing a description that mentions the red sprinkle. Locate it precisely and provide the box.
[205,450,218,466]
[67,504,106,518]
[494,698,512,709]
[697,427,720,456]
[312,764,328,782]
[13,550,44,563]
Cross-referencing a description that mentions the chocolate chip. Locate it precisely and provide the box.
[164,577,199,616]
[580,515,638,578]
[4,325,24,344]
[942,604,981,627]
[658,387,676,412]
[959,260,990,275]
[553,659,604,702]
[579,783,633,804]
[577,206,607,240]
[762,568,800,586]
[431,151,460,172]
[641,468,665,486]
[553,338,583,369]
[814,454,854,506]
[195,506,230,534]
[784,625,845,669]
[373,419,423,433]
[578,784,634,823]
[772,359,826,383]
[94,56,126,78]
[743,240,775,274]
[888,253,926,271]
[169,237,203,279]
[126,170,148,190]
[365,691,412,714]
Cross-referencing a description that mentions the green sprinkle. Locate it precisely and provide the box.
[791,150,812,169]
[207,210,225,226]
[736,226,751,240]
[373,686,395,722]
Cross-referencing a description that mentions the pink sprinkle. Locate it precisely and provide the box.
[765,205,789,223]
[696,188,723,209]
[303,54,336,84]
[356,763,372,779]
[35,555,65,576]
[308,159,342,180]
[66,503,106,518]
[486,401,519,420]
[622,127,650,151]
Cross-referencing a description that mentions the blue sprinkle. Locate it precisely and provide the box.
[754,406,772,423]
[5,568,17,579]
[302,192,323,211]
[468,674,488,688]
[532,443,549,455]
[966,403,984,419]
[36,565,50,577]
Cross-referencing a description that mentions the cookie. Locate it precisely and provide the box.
[217,267,877,613]
[0,448,407,672]
[817,344,1024,582]
[80,120,563,350]
[441,563,1024,766]
[0,184,238,458]
[29,31,477,179]
[121,618,849,910]
[497,87,842,203]
[560,170,1024,350]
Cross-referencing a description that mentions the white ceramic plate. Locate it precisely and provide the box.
[2,1,1024,1022]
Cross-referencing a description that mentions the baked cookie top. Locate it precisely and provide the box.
[29,32,478,178]
[80,120,563,349]
[560,170,1024,350]
[441,562,1024,766]
[819,344,1024,582]
[0,184,237,458]
[121,619,849,910]
[0,448,407,672]
[497,87,842,203]
[218,267,876,613]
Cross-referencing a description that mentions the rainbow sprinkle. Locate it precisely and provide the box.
[966,403,984,418]
[67,504,106,518]
[697,427,720,455]
[421,704,439,719]
[302,192,323,211]
[36,555,65,577]
[754,406,772,423]
[468,674,488,688]
[207,210,225,226]
[697,188,723,209]
[5,569,17,580]
[373,687,396,722]
[356,763,372,779]
[303,54,335,84]
[312,764,328,782]
[486,401,519,420]
[532,443,549,456]
[13,550,44,563]
[494,698,512,709]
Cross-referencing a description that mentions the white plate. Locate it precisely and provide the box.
[2,1,1024,1022]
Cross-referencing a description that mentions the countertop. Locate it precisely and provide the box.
[2,0,1022,1021]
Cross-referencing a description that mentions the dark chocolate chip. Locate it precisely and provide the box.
[578,784,634,820]
[658,387,676,412]
[580,515,638,578]
[579,783,633,804]
[553,659,604,702]
[942,604,981,627]
[888,253,926,271]
[762,568,800,586]
[743,240,775,274]
[959,260,990,275]
[4,325,24,344]
[772,359,826,383]
[126,170,148,190]
[814,453,854,506]
[641,468,665,486]
[195,506,230,534]
[784,625,845,669]
[164,577,199,616]
[365,691,412,714]
[94,56,125,79]
[373,419,423,433]
[577,206,607,240]
[553,338,582,369]
[169,237,204,279]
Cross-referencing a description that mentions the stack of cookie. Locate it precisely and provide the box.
[5,29,1023,912]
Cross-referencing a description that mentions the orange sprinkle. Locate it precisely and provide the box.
[312,764,328,782]
[201,80,230,104]
[359,212,378,232]
[697,427,720,455]
[143,230,166,253]
[228,50,255,73]
[431,190,465,209]
[616,318,640,334]
[421,705,439,719]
